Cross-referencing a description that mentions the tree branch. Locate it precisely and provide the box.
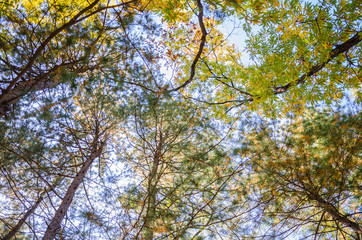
[311,194,362,235]
[273,31,361,95]
[168,0,207,92]
[0,0,101,102]
[0,0,136,117]
[3,191,45,240]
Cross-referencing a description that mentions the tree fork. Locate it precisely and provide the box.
[312,194,362,235]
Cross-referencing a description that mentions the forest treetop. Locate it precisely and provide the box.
[0,0,361,239]
[0,0,360,118]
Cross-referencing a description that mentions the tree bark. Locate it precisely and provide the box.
[0,0,101,103]
[0,0,136,118]
[2,191,45,240]
[312,194,362,235]
[42,141,105,240]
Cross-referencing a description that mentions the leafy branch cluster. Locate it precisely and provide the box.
[0,0,360,239]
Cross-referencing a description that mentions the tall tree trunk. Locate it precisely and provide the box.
[3,191,45,240]
[143,134,164,240]
[144,188,156,240]
[42,141,105,240]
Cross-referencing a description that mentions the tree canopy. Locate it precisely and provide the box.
[243,109,361,239]
[0,0,361,239]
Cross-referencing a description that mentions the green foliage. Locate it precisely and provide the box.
[243,109,362,238]
[0,0,361,239]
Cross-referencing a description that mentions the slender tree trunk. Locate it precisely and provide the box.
[144,189,156,240]
[2,192,45,240]
[143,135,164,240]
[42,141,105,240]
[143,155,160,240]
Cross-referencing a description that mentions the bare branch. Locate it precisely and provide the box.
[168,0,207,92]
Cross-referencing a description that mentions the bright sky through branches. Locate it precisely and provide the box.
[0,0,361,239]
